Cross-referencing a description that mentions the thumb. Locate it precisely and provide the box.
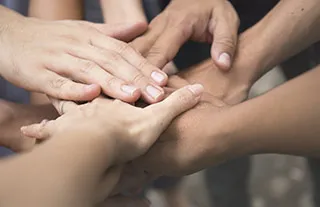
[89,22,148,42]
[145,84,204,133]
[20,119,55,140]
[210,17,239,71]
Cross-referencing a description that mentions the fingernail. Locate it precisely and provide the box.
[188,84,204,96]
[20,126,27,132]
[218,53,231,68]
[151,71,166,84]
[121,85,138,96]
[146,85,162,100]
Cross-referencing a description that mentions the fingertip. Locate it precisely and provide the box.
[187,84,204,97]
[82,84,101,100]
[144,85,165,103]
[218,52,232,69]
[20,126,27,134]
[151,71,168,86]
[20,125,37,139]
[120,85,141,102]
[211,43,233,71]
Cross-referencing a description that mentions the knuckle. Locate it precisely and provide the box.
[215,36,236,51]
[106,51,122,63]
[169,16,193,39]
[105,77,119,90]
[60,34,81,45]
[224,2,240,27]
[49,77,68,90]
[77,21,96,34]
[79,60,97,74]
[147,47,171,66]
[135,58,149,71]
[131,72,147,85]
[116,42,132,55]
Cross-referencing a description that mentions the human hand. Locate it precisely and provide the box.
[0,7,168,103]
[21,84,204,163]
[113,62,251,192]
[131,0,239,70]
[0,100,57,152]
[111,80,231,194]
[131,77,232,177]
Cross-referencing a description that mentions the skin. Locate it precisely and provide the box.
[0,100,58,152]
[100,0,147,24]
[0,84,203,207]
[1,5,167,103]
[109,0,320,191]
[127,62,320,177]
[24,0,320,192]
[28,0,164,104]
[131,0,240,70]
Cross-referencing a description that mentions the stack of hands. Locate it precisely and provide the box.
[2,0,320,206]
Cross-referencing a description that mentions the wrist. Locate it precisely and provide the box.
[190,60,251,105]
[232,27,274,87]
[203,107,257,164]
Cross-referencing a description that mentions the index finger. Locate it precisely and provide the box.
[142,22,191,68]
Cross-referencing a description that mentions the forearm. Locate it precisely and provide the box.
[234,0,320,85]
[185,0,320,103]
[0,6,24,76]
[29,0,83,19]
[100,0,147,23]
[215,64,320,159]
[0,131,115,207]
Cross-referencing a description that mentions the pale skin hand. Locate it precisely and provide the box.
[131,0,240,70]
[12,84,203,207]
[1,5,168,103]
[29,0,84,104]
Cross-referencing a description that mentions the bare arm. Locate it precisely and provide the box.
[100,0,147,23]
[174,0,320,105]
[29,0,83,20]
[4,84,202,206]
[0,130,116,207]
[28,0,84,104]
[132,64,320,177]
[228,0,320,86]
[221,65,320,158]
